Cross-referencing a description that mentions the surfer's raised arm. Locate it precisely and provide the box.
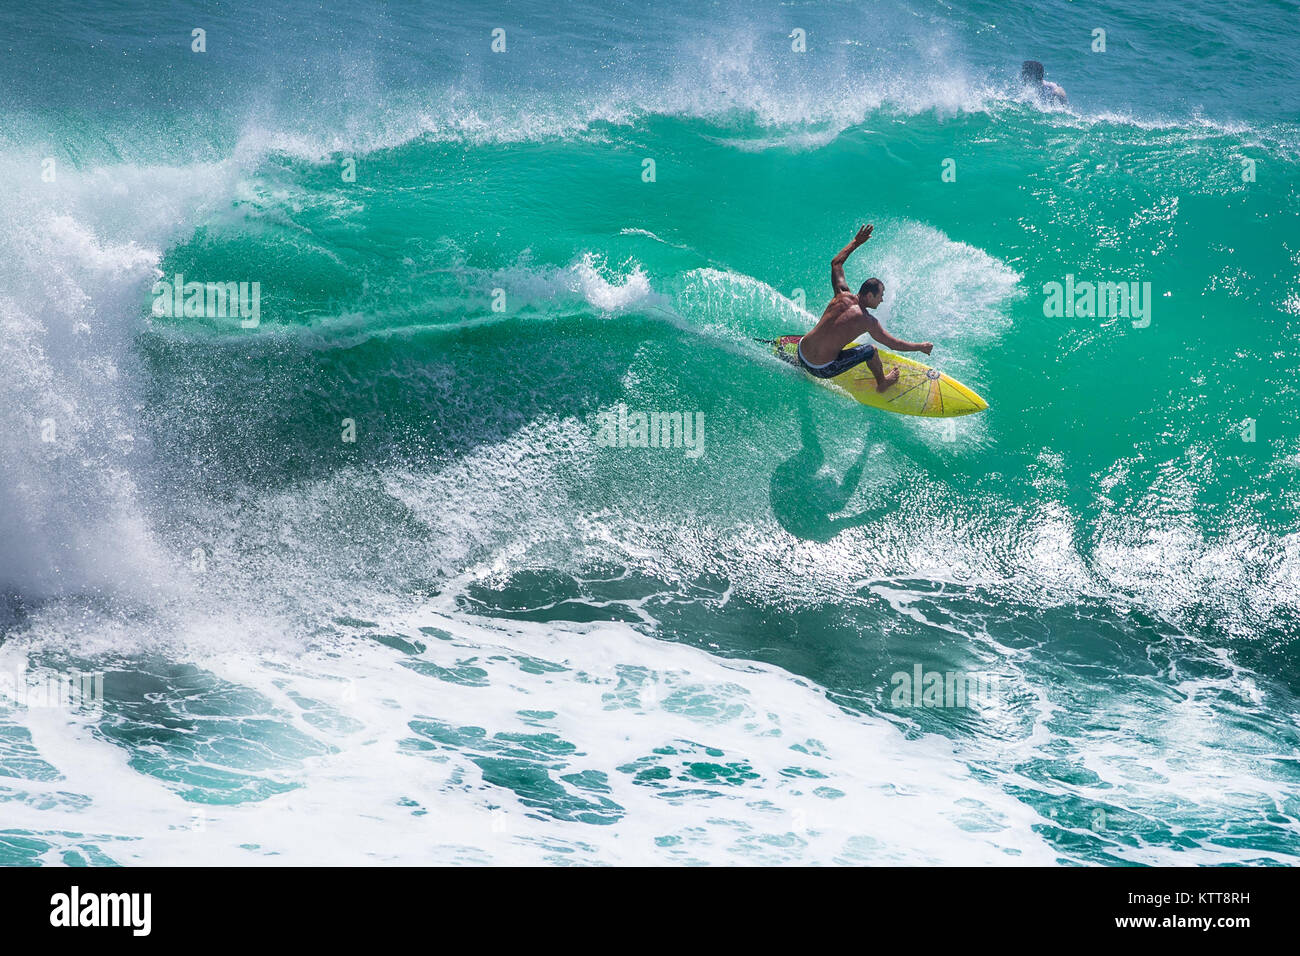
[830,223,873,293]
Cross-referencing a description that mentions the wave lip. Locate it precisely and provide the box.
[0,155,238,602]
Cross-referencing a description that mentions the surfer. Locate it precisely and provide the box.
[1021,60,1067,105]
[796,224,933,393]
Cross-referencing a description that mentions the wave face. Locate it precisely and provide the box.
[2,0,1299,865]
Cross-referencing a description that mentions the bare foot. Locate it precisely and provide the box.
[875,366,900,392]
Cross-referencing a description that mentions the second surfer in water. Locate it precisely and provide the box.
[797,224,933,392]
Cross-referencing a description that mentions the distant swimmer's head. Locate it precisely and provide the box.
[858,278,885,309]
[1021,59,1066,104]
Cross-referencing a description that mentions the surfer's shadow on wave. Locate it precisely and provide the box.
[768,398,888,543]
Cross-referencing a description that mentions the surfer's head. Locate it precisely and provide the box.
[858,278,884,309]
[1021,60,1045,86]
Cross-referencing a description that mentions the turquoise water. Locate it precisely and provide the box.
[2,0,1299,864]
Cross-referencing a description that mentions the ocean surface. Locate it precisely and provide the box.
[2,0,1299,865]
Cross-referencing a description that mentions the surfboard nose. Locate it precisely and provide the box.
[945,380,989,414]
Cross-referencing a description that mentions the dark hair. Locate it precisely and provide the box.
[1021,60,1044,84]
[858,278,884,299]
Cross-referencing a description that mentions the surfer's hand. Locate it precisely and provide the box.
[918,342,933,355]
[854,224,873,244]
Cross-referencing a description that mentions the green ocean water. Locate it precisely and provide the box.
[2,0,1299,865]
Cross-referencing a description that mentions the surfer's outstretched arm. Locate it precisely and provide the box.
[861,316,933,355]
[830,223,873,293]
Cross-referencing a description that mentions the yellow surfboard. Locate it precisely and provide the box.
[773,335,988,418]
